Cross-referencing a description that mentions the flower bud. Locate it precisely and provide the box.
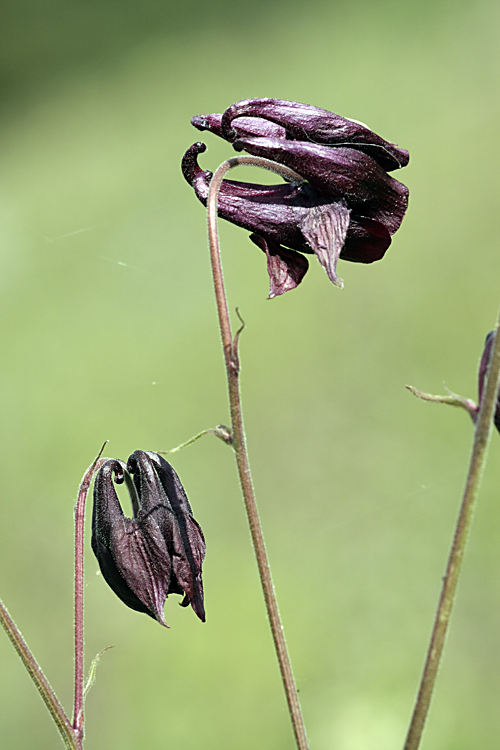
[91,451,205,626]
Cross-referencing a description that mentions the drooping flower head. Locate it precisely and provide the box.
[182,98,409,296]
[91,450,205,626]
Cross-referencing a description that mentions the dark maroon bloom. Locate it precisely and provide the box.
[183,98,409,296]
[478,331,500,432]
[92,450,205,626]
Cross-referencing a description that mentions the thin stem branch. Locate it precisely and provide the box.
[207,156,309,750]
[158,424,233,454]
[405,384,478,421]
[403,316,500,750]
[73,447,108,741]
[0,598,81,750]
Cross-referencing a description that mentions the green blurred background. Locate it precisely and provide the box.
[1,0,500,748]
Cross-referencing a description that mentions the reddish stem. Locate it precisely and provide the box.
[72,449,108,739]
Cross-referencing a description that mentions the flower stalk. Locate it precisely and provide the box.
[403,316,500,750]
[0,447,110,750]
[73,449,108,740]
[207,155,309,750]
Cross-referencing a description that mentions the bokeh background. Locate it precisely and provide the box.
[1,0,500,748]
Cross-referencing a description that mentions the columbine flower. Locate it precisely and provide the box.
[478,331,500,432]
[91,450,205,626]
[182,98,409,297]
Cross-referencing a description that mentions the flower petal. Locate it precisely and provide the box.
[91,459,171,624]
[139,452,206,622]
[221,98,409,171]
[249,234,309,297]
[191,112,286,140]
[181,142,399,285]
[170,518,206,621]
[109,514,172,626]
[342,217,392,263]
[233,136,409,235]
[182,142,327,253]
[299,201,351,288]
[478,331,494,405]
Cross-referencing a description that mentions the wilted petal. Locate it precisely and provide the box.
[191,112,286,140]
[233,137,409,235]
[299,202,351,288]
[221,98,409,171]
[249,233,309,297]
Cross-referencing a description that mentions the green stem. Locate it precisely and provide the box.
[403,316,500,750]
[207,156,309,750]
[0,597,81,750]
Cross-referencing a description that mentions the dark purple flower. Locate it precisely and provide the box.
[478,331,500,432]
[183,98,409,296]
[91,450,205,626]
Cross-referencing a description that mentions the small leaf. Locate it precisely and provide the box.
[83,646,114,701]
